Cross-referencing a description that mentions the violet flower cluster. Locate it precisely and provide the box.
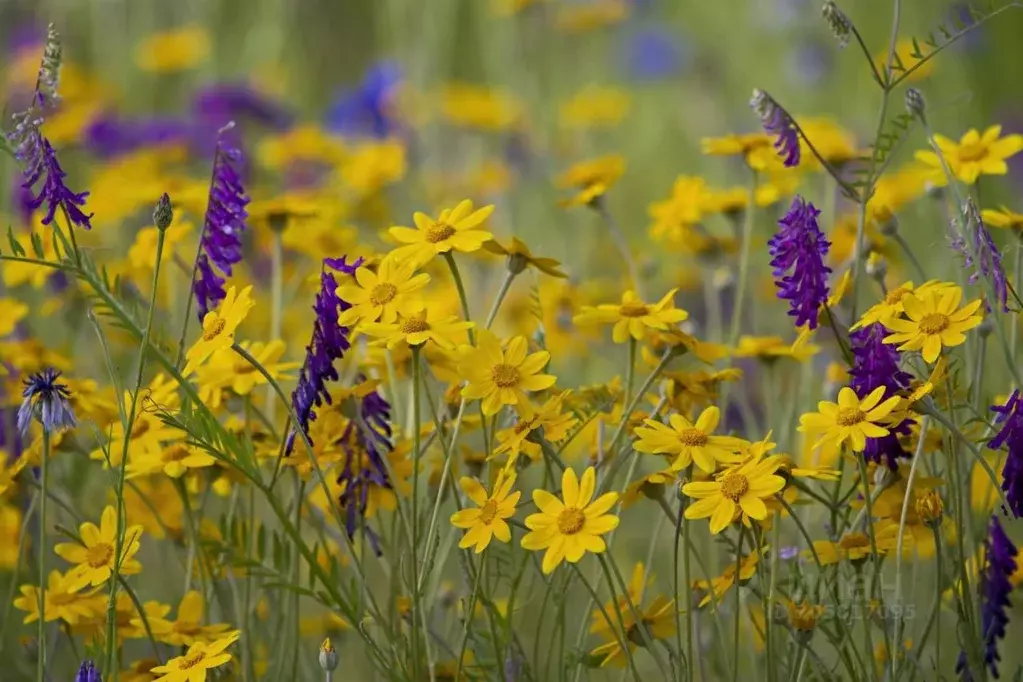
[768,196,831,330]
[285,256,362,455]
[750,88,801,167]
[989,390,1023,517]
[849,323,913,469]
[968,211,1009,312]
[194,129,250,321]
[75,661,100,682]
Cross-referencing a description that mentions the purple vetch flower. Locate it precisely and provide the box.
[285,256,363,456]
[768,196,831,330]
[849,323,914,469]
[17,368,76,435]
[192,82,294,131]
[963,204,1009,312]
[956,516,1017,680]
[75,660,101,682]
[750,88,800,167]
[989,391,1023,517]
[19,135,93,230]
[778,546,800,561]
[193,126,249,321]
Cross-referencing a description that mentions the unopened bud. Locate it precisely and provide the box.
[915,489,943,527]
[507,253,528,275]
[905,88,926,121]
[879,213,899,236]
[865,253,888,281]
[153,193,173,231]
[319,638,339,672]
[978,316,995,338]
[822,2,852,49]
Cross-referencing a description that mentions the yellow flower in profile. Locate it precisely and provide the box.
[982,206,1023,231]
[458,331,556,415]
[808,531,874,565]
[0,297,28,336]
[54,506,143,589]
[682,448,786,534]
[450,470,521,553]
[134,25,210,73]
[557,155,625,208]
[798,386,902,453]
[573,289,688,343]
[151,630,240,682]
[494,391,578,462]
[128,217,193,276]
[701,133,772,163]
[483,237,568,278]
[702,186,749,217]
[520,467,619,574]
[694,550,759,607]
[195,340,299,405]
[590,593,676,667]
[633,406,746,473]
[915,126,1023,186]
[733,335,819,362]
[852,280,953,329]
[360,308,473,350]
[882,287,983,363]
[559,86,631,130]
[337,255,430,326]
[159,591,233,647]
[389,200,495,265]
[127,443,216,480]
[183,286,255,376]
[14,570,101,624]
[797,117,859,167]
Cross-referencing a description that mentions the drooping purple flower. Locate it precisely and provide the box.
[956,516,1017,680]
[750,88,800,167]
[9,129,92,231]
[768,196,831,330]
[325,61,403,139]
[75,661,101,682]
[285,256,363,456]
[962,205,1009,312]
[849,323,914,469]
[17,368,76,435]
[989,391,1023,517]
[192,82,294,131]
[623,26,685,81]
[193,127,249,321]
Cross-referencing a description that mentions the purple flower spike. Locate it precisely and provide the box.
[768,196,831,330]
[20,137,93,230]
[194,126,249,321]
[76,661,101,682]
[849,324,914,469]
[989,391,1023,517]
[960,204,1009,312]
[751,88,800,167]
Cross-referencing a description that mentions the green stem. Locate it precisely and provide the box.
[727,171,758,349]
[1013,232,1023,385]
[601,553,672,679]
[586,560,641,680]
[410,346,423,681]
[485,270,517,329]
[444,253,474,342]
[37,431,50,682]
[265,227,284,423]
[596,200,643,298]
[454,551,486,681]
[731,527,744,682]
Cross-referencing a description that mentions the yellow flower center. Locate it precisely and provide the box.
[720,473,749,501]
[678,428,709,447]
[619,301,649,318]
[399,316,430,334]
[918,312,950,335]
[557,507,586,535]
[176,649,207,670]
[202,318,226,341]
[86,542,115,568]
[839,533,870,551]
[370,283,398,306]
[425,222,456,243]
[958,142,988,163]
[836,408,865,426]
[131,420,150,439]
[478,500,499,525]
[491,363,521,388]
[162,445,191,463]
[514,416,539,434]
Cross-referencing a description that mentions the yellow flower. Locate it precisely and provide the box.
[341,138,407,195]
[337,255,430,326]
[648,176,708,246]
[0,297,28,336]
[183,286,256,376]
[701,133,772,163]
[557,155,625,207]
[14,570,102,624]
[128,216,193,276]
[875,39,934,82]
[682,450,787,534]
[633,406,746,473]
[573,289,688,343]
[458,331,556,415]
[556,0,628,32]
[159,591,233,647]
[559,86,631,130]
[361,308,473,351]
[134,25,210,73]
[852,280,953,329]
[122,659,160,682]
[194,340,299,406]
[90,395,184,468]
[258,124,347,170]
[127,443,216,480]
[483,237,568,278]
[441,83,523,132]
[809,532,874,565]
[882,287,983,363]
[702,186,750,217]
[450,470,521,553]
[54,506,143,589]
[798,386,902,453]
[788,601,825,632]
[733,335,819,362]
[1,504,23,570]
[151,630,239,682]
[122,477,184,540]
[389,200,495,265]
[694,550,759,607]
[915,125,1023,186]
[982,206,1023,231]
[520,467,619,574]
[797,117,859,167]
[590,594,676,667]
[493,391,578,462]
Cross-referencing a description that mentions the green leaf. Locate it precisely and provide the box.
[31,232,44,259]
[7,226,26,257]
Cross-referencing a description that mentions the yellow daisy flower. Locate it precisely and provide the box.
[733,335,819,363]
[159,591,233,647]
[633,406,746,473]
[54,505,143,589]
[449,470,521,553]
[337,255,430,326]
[520,467,619,574]
[493,391,578,463]
[14,570,102,625]
[982,206,1023,231]
[573,289,688,344]
[682,450,787,534]
[458,331,556,415]
[389,200,495,266]
[701,133,772,163]
[808,531,874,566]
[797,117,859,166]
[882,287,983,363]
[694,550,760,607]
[798,386,902,453]
[194,340,299,407]
[183,286,256,377]
[557,155,625,208]
[483,237,568,278]
[360,308,474,350]
[852,280,953,329]
[126,443,217,480]
[559,86,631,130]
[134,25,210,73]
[915,125,1023,185]
[151,630,239,682]
[590,594,676,667]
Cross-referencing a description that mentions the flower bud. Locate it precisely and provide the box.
[153,193,174,232]
[822,2,852,49]
[978,316,995,338]
[788,601,821,642]
[319,638,339,672]
[878,213,899,236]
[915,489,943,527]
[865,252,888,281]
[905,88,926,121]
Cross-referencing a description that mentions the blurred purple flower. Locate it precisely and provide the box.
[751,88,800,167]
[768,196,831,330]
[325,61,403,139]
[849,324,913,469]
[75,661,101,682]
[624,26,685,81]
[192,82,294,131]
[778,546,800,561]
[989,391,1023,517]
[82,114,193,158]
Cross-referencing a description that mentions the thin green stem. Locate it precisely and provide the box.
[37,431,50,682]
[454,551,487,681]
[585,560,641,680]
[444,253,474,342]
[485,270,518,329]
[265,228,284,423]
[601,554,672,679]
[731,527,744,682]
[727,171,758,348]
[410,346,423,681]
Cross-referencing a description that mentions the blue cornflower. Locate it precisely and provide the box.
[956,515,1017,680]
[75,661,101,682]
[286,256,363,455]
[750,88,800,167]
[849,323,914,469]
[194,126,249,321]
[17,368,76,435]
[325,61,403,139]
[624,26,685,81]
[989,390,1023,517]
[769,196,831,330]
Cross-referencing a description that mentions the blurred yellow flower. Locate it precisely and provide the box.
[702,133,772,164]
[875,39,934,82]
[558,155,625,207]
[797,117,859,167]
[127,216,193,276]
[0,504,24,570]
[442,83,523,132]
[982,206,1023,231]
[557,0,628,32]
[484,236,567,278]
[341,138,407,195]
[134,25,210,73]
[257,124,346,170]
[0,298,28,336]
[127,443,216,480]
[196,340,299,405]
[559,86,631,130]
[694,550,759,607]
[733,335,818,362]
[574,289,687,343]
[915,125,1023,186]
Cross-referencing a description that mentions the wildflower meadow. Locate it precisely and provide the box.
[5,1,1023,680]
